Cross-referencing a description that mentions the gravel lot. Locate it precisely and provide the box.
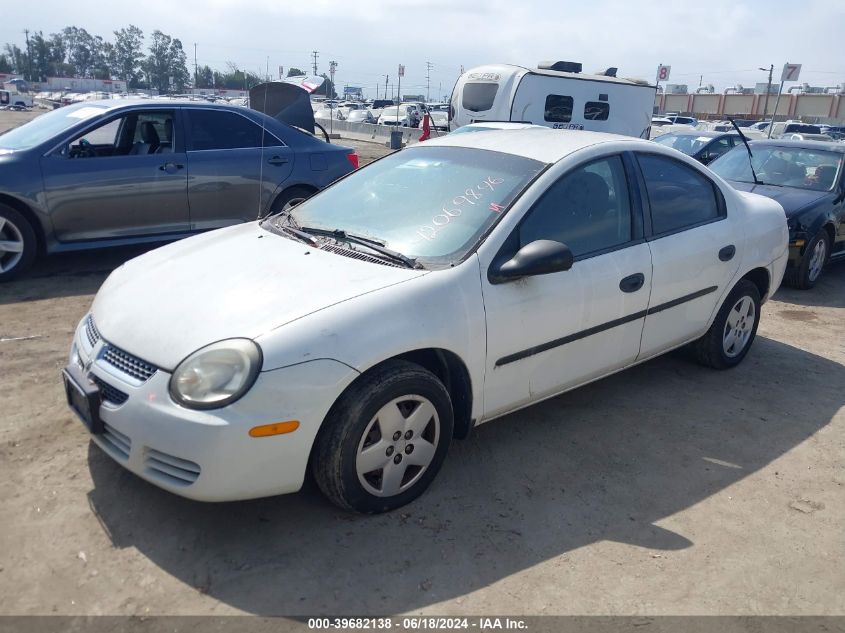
[0,110,843,617]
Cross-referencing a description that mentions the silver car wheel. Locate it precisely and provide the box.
[0,216,25,274]
[356,395,440,498]
[722,296,756,358]
[807,238,826,282]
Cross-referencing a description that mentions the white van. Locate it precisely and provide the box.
[450,62,656,138]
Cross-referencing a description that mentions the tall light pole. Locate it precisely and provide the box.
[759,64,773,120]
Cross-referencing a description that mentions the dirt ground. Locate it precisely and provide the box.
[0,110,843,617]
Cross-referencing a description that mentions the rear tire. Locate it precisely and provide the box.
[692,279,761,370]
[311,360,453,513]
[783,229,829,289]
[268,186,315,216]
[0,204,37,282]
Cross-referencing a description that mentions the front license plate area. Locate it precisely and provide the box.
[62,366,104,434]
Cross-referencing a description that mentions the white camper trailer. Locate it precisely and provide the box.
[450,62,656,138]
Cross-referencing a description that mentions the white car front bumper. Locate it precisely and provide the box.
[68,316,359,501]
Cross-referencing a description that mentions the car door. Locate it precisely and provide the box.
[183,108,294,230]
[41,108,190,242]
[634,152,742,359]
[479,153,653,418]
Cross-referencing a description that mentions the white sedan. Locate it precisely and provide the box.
[64,129,788,512]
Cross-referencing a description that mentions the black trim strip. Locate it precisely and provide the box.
[494,285,718,367]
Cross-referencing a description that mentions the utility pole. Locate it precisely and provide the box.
[266,56,269,82]
[328,61,337,134]
[425,61,433,102]
[193,43,198,89]
[759,64,774,120]
[385,74,389,102]
[23,29,32,83]
[311,51,319,75]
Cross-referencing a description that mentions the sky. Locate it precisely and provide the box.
[2,0,844,99]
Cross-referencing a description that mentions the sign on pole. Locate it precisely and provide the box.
[656,64,671,83]
[398,64,405,78]
[781,63,801,82]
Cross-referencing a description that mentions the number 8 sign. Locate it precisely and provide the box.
[656,65,671,82]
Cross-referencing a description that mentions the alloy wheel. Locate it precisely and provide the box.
[0,216,25,274]
[722,296,756,358]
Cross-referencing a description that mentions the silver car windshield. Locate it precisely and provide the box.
[0,102,110,151]
[711,145,843,191]
[281,146,545,263]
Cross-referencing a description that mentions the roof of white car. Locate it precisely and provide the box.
[416,128,644,163]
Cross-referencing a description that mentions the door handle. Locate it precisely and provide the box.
[719,245,736,261]
[267,156,289,165]
[619,273,645,293]
[158,162,184,172]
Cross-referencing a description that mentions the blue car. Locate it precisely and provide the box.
[0,99,357,280]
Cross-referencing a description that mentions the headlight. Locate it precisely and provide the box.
[70,341,81,368]
[169,339,262,410]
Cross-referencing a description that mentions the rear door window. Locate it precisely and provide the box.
[637,153,723,235]
[544,95,573,122]
[186,109,283,151]
[462,83,498,112]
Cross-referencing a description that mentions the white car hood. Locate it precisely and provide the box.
[92,223,426,370]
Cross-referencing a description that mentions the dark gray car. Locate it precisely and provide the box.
[0,100,358,280]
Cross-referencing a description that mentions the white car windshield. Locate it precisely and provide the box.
[653,134,711,155]
[711,145,843,191]
[275,146,545,264]
[0,102,110,150]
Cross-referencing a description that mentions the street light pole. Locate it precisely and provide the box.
[759,64,773,120]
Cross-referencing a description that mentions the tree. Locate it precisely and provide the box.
[111,25,144,88]
[195,64,215,89]
[143,30,189,92]
[61,26,102,77]
[0,54,11,74]
[3,44,27,77]
[287,67,305,77]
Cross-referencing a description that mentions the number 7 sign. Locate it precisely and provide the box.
[781,63,802,82]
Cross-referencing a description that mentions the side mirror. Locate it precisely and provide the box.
[489,240,574,284]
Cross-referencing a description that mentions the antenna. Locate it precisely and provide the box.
[728,117,762,185]
[256,81,270,220]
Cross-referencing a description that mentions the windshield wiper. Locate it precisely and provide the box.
[299,226,421,269]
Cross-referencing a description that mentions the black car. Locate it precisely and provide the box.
[0,99,357,281]
[710,139,845,288]
[653,131,742,165]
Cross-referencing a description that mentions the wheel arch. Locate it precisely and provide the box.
[0,194,46,253]
[268,183,319,215]
[323,348,474,442]
[739,266,771,301]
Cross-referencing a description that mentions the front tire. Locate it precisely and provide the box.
[784,229,830,289]
[311,360,453,513]
[0,204,37,282]
[692,279,761,369]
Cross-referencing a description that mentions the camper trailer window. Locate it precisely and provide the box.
[462,83,498,113]
[544,95,574,123]
[584,101,610,121]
